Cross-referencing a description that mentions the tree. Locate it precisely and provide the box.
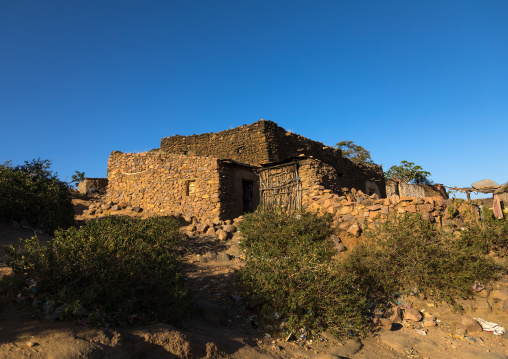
[336,141,374,165]
[71,170,85,188]
[385,161,433,185]
[0,158,74,233]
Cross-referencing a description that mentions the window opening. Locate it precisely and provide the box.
[186,180,196,196]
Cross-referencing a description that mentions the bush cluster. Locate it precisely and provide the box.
[0,159,74,233]
[1,216,190,324]
[237,209,371,337]
[237,209,500,338]
[348,214,498,303]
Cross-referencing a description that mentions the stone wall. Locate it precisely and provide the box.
[161,119,385,197]
[106,151,260,222]
[298,158,474,236]
[386,179,447,199]
[106,151,226,222]
[78,178,108,194]
[160,121,270,166]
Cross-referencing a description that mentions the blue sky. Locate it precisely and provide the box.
[1,1,506,197]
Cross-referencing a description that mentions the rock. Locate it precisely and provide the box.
[111,205,120,211]
[423,318,436,327]
[457,316,483,333]
[379,332,420,355]
[216,229,228,241]
[132,206,142,213]
[10,220,20,228]
[206,227,216,236]
[199,252,218,263]
[347,224,361,237]
[389,306,403,323]
[102,202,112,210]
[222,224,236,233]
[489,289,508,307]
[196,223,209,233]
[216,252,230,262]
[375,317,393,330]
[403,308,423,322]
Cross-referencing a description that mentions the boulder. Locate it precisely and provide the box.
[389,306,403,323]
[403,308,423,322]
[222,224,236,233]
[216,252,230,262]
[347,224,361,237]
[457,316,482,333]
[216,229,228,241]
[196,223,210,233]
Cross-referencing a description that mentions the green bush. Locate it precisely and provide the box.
[0,159,74,233]
[347,214,499,303]
[237,209,372,337]
[237,210,500,338]
[1,216,190,324]
[239,209,335,260]
[457,208,508,256]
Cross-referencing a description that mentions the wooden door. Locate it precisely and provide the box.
[257,162,302,211]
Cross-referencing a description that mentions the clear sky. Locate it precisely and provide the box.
[1,1,506,197]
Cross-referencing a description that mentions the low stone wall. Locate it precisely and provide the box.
[299,158,475,236]
[386,179,447,199]
[78,178,108,194]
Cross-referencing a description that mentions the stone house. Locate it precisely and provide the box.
[105,119,385,222]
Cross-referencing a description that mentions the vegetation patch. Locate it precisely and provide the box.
[0,158,74,233]
[1,216,190,326]
[237,209,501,338]
[348,214,498,304]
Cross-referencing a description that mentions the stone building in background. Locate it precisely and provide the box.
[105,119,386,222]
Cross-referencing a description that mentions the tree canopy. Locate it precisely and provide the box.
[336,141,374,165]
[385,160,432,185]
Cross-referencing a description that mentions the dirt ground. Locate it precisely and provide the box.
[1,195,508,358]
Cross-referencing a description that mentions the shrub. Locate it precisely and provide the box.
[0,158,74,233]
[237,210,500,339]
[457,209,508,256]
[237,209,373,337]
[239,209,334,260]
[347,214,499,303]
[1,216,189,325]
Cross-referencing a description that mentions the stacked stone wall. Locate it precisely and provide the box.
[161,119,385,196]
[78,178,108,194]
[160,121,270,166]
[106,151,225,222]
[298,158,477,236]
[262,121,385,196]
[386,179,447,199]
